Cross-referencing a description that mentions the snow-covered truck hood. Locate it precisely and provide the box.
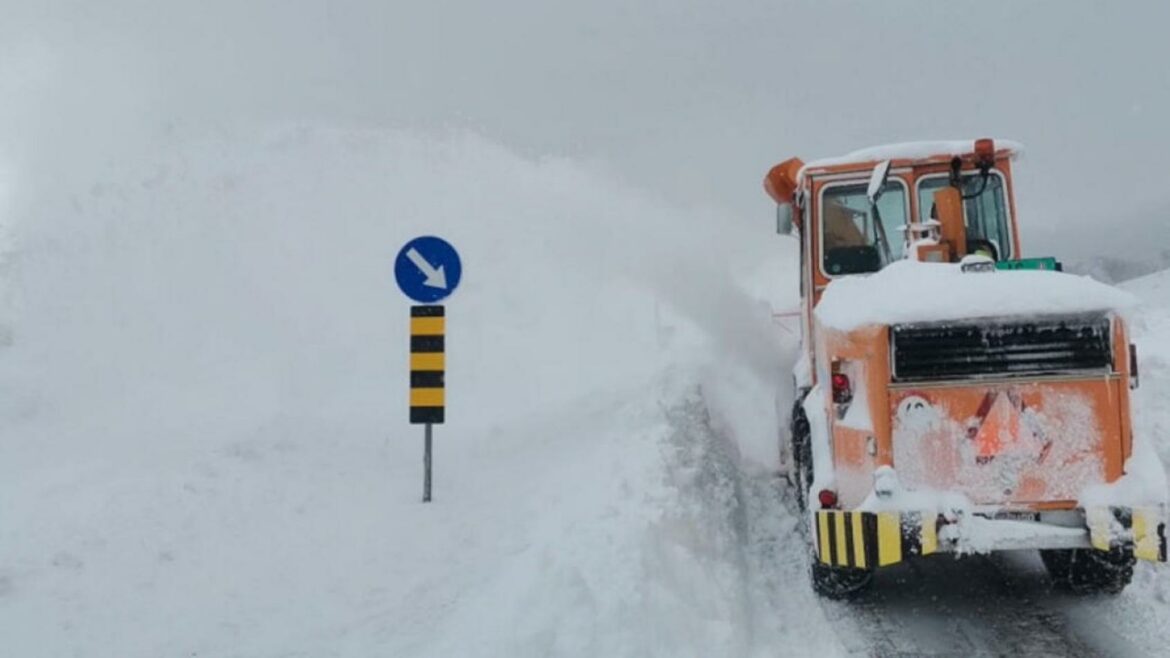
[815,260,1138,332]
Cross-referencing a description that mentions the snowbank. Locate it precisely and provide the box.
[0,125,814,657]
[1120,267,1170,507]
[1118,266,1170,299]
[815,259,1136,332]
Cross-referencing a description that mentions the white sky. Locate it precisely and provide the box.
[2,1,1168,261]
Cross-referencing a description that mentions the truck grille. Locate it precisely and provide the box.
[891,314,1113,382]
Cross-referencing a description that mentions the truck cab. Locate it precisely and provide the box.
[765,139,1167,597]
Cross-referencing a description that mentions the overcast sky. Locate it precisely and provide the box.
[3,1,1169,262]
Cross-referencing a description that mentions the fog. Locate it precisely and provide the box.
[3,1,1170,268]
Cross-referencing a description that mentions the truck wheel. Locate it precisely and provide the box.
[810,561,873,599]
[1041,548,1134,594]
[1039,548,1072,582]
[789,398,813,512]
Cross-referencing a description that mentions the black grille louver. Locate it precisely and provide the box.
[891,314,1113,382]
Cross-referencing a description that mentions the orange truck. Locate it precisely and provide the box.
[764,139,1167,597]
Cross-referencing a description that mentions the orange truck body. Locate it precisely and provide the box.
[765,140,1166,593]
[816,317,1133,511]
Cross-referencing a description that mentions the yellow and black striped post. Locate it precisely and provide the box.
[410,305,445,502]
[410,305,445,424]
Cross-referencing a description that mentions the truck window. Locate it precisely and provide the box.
[917,173,1012,260]
[820,180,907,276]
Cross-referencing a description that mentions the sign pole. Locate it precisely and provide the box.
[423,422,433,503]
[409,303,445,503]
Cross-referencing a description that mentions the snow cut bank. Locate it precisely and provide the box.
[0,125,808,657]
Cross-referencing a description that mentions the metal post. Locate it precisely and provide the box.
[423,422,433,502]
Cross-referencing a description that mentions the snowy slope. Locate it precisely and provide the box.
[0,126,840,657]
[1122,269,1170,486]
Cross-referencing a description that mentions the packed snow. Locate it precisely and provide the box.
[815,259,1137,332]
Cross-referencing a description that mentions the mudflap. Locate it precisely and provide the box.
[1086,506,1168,563]
[812,510,938,569]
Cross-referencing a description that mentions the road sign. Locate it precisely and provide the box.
[396,236,459,503]
[395,236,462,303]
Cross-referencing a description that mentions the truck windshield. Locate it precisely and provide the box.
[917,173,1012,260]
[821,180,907,276]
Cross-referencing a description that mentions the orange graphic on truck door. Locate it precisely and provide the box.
[966,391,1052,465]
[892,383,1113,505]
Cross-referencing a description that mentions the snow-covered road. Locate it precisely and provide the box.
[823,548,1165,657]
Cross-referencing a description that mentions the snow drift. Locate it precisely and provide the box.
[0,126,833,657]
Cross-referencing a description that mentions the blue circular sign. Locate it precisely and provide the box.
[395,236,462,303]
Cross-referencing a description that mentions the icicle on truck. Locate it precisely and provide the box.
[764,139,1167,597]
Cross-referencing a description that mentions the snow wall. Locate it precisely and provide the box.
[0,126,832,657]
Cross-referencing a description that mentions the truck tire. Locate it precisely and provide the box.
[789,397,813,512]
[1040,548,1134,594]
[810,561,873,599]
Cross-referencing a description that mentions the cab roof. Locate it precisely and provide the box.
[800,139,1024,180]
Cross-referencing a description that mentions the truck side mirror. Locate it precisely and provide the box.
[776,203,794,235]
[867,160,892,203]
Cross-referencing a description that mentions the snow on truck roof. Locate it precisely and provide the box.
[815,260,1136,332]
[801,139,1024,174]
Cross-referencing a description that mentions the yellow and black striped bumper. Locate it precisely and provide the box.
[1087,506,1168,563]
[816,506,1168,568]
[813,510,937,569]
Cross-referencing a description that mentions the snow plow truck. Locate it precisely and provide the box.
[765,138,1168,597]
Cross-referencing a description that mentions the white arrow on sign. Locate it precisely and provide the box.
[406,248,448,289]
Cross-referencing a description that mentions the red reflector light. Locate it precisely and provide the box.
[818,489,839,509]
[831,373,852,404]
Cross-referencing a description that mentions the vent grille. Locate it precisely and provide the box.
[891,314,1112,382]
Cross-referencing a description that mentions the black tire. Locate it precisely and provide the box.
[810,561,873,599]
[793,393,872,599]
[1039,548,1072,582]
[789,396,813,512]
[1041,548,1134,595]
